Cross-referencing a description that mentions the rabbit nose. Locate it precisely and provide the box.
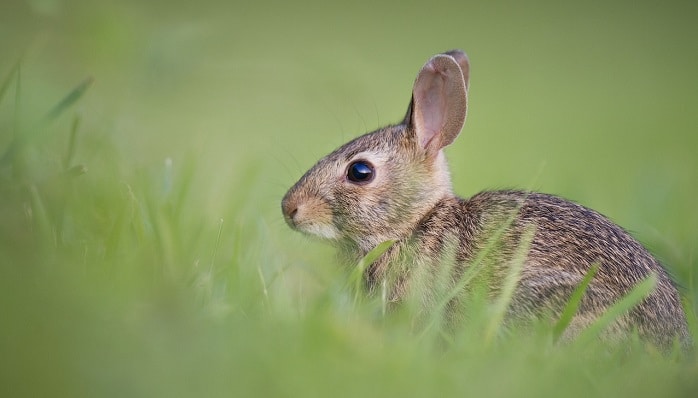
[286,207,298,223]
[281,198,299,226]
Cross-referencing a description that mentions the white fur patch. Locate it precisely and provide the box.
[299,222,341,241]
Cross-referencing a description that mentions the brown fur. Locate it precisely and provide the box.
[281,50,691,350]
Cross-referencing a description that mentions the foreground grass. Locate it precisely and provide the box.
[1,69,697,398]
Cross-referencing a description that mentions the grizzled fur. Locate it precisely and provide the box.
[281,50,691,350]
[365,191,690,348]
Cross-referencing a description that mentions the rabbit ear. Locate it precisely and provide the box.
[404,51,468,153]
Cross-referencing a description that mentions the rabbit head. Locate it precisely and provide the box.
[282,51,470,254]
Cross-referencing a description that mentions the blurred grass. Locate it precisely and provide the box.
[1,0,697,396]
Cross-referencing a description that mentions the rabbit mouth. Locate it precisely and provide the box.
[293,222,341,241]
[283,211,340,240]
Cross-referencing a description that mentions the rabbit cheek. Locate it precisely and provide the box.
[331,182,400,248]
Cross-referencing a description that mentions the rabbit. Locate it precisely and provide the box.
[281,50,691,350]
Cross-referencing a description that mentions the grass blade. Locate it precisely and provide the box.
[28,184,54,249]
[1,77,93,166]
[552,263,601,342]
[0,61,20,105]
[43,77,93,123]
[0,63,21,166]
[574,273,658,347]
[62,115,81,170]
[349,240,395,306]
[419,204,527,339]
[484,224,536,345]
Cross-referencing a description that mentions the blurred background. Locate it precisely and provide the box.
[1,0,697,396]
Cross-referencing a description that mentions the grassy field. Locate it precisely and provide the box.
[1,0,698,396]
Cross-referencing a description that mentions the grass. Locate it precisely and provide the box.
[1,0,698,397]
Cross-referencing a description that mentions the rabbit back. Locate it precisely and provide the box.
[370,189,691,349]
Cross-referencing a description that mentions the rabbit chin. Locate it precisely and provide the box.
[297,222,341,241]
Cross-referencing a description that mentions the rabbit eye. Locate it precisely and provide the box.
[347,161,374,184]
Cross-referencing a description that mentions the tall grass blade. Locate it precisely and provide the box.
[574,273,658,347]
[0,62,20,106]
[0,63,21,166]
[257,264,270,313]
[349,240,395,306]
[552,263,601,342]
[62,115,81,170]
[170,155,197,224]
[1,77,93,166]
[28,184,54,249]
[420,204,527,338]
[211,218,224,269]
[43,77,93,123]
[484,224,536,345]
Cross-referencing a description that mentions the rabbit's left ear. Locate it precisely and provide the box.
[403,51,469,154]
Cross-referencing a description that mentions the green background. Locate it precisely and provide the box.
[1,0,697,396]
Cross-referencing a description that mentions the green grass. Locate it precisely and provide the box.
[1,0,698,396]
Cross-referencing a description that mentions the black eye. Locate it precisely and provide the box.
[347,161,374,183]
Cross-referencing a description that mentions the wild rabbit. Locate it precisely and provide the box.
[281,50,690,350]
